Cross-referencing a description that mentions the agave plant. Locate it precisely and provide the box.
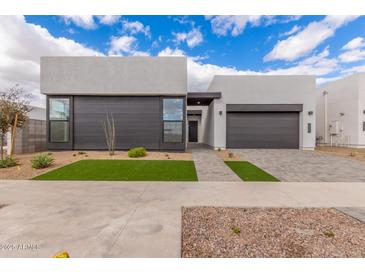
[102,112,116,156]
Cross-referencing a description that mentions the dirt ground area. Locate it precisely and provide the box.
[316,146,365,162]
[182,207,365,258]
[0,150,192,180]
[215,150,241,161]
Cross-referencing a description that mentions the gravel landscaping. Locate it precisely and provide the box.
[182,207,365,258]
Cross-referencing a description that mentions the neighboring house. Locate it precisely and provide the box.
[316,73,365,148]
[7,106,47,154]
[41,56,316,151]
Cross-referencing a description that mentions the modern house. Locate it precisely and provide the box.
[316,73,365,148]
[41,56,316,151]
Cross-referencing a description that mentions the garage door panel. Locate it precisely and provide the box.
[227,112,299,149]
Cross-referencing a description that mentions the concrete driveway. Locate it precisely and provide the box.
[233,149,365,182]
[0,180,365,258]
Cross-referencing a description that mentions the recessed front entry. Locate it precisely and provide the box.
[188,120,198,142]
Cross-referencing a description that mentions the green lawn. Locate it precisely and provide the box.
[33,160,198,181]
[225,161,279,182]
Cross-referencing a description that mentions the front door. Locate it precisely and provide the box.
[188,120,198,142]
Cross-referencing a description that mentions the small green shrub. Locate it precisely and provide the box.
[31,154,54,169]
[231,226,241,235]
[0,157,18,168]
[128,147,147,158]
[323,230,335,238]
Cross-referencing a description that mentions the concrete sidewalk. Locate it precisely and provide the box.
[0,180,364,258]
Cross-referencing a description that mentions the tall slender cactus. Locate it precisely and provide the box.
[103,113,116,156]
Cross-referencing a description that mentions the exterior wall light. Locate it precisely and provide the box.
[308,111,313,115]
[219,111,223,115]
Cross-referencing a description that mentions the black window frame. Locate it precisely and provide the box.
[162,98,184,143]
[48,97,70,143]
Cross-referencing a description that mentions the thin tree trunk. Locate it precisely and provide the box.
[10,113,18,157]
[0,133,3,160]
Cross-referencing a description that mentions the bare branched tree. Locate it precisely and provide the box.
[0,84,32,159]
[102,113,116,156]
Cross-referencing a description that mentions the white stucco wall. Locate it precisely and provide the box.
[205,102,215,147]
[207,75,316,150]
[316,73,364,147]
[41,56,187,95]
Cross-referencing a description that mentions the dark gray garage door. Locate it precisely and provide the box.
[227,112,299,149]
[73,96,161,150]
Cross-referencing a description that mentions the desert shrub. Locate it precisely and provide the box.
[323,230,335,238]
[0,157,18,168]
[31,153,54,169]
[78,151,86,155]
[228,152,234,158]
[128,147,147,158]
[231,226,241,235]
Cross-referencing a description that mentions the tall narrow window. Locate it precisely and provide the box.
[49,98,70,142]
[163,98,183,143]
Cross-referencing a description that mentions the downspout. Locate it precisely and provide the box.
[323,90,328,144]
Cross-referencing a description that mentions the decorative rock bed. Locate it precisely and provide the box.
[182,207,365,258]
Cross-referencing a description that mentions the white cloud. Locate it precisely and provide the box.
[339,37,365,63]
[263,47,338,77]
[342,37,365,50]
[173,28,203,48]
[158,47,185,56]
[63,15,97,30]
[121,20,151,38]
[158,45,342,91]
[339,49,365,63]
[316,76,343,85]
[264,16,359,62]
[343,64,365,74]
[97,15,121,26]
[207,16,262,36]
[206,16,301,37]
[0,16,102,107]
[108,36,137,55]
[280,25,301,37]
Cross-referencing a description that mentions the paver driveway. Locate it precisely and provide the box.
[233,149,365,182]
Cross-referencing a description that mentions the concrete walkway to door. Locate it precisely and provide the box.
[189,146,241,181]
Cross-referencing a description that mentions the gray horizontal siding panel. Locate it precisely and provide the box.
[227,112,299,149]
[73,96,161,150]
[226,104,303,112]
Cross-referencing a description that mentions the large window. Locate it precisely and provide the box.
[49,98,70,142]
[163,98,183,143]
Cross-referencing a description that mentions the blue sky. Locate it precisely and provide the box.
[0,15,364,106]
